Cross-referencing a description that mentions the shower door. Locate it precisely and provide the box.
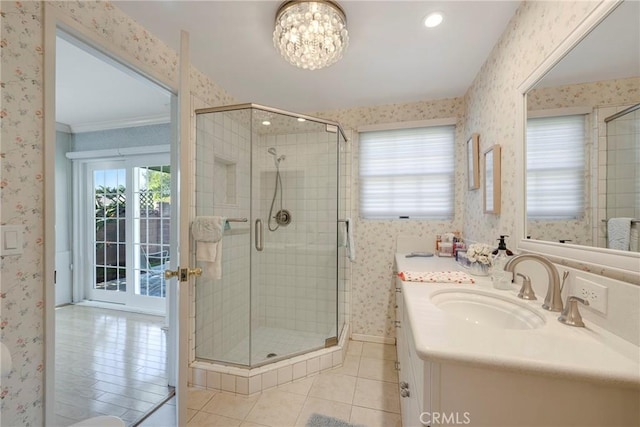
[249,109,339,366]
[193,105,341,367]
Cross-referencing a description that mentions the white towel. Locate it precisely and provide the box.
[192,216,226,279]
[345,218,356,262]
[630,223,639,252]
[607,218,634,251]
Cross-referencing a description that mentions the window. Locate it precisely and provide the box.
[526,114,586,219]
[359,124,455,219]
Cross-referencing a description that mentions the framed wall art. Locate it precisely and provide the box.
[467,133,480,190]
[484,144,501,214]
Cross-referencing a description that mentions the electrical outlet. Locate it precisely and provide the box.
[574,277,608,315]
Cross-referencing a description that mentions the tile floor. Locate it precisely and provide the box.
[140,341,401,427]
[55,305,172,426]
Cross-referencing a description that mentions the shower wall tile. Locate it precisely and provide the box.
[221,374,236,393]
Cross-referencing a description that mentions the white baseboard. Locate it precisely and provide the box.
[350,333,396,345]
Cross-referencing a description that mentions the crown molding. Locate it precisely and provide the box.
[69,114,170,134]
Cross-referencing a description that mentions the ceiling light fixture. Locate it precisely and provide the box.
[273,0,349,70]
[262,120,271,126]
[424,12,444,28]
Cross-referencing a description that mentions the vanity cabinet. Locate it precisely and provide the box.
[396,278,640,427]
[396,277,432,427]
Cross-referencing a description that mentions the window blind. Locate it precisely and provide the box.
[526,115,586,219]
[359,125,455,219]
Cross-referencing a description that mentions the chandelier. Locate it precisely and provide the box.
[273,0,349,71]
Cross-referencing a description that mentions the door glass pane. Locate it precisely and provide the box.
[133,165,171,298]
[94,168,127,292]
[194,108,252,366]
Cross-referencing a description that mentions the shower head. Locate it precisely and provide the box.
[268,147,285,167]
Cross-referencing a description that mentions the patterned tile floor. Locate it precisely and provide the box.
[140,341,402,427]
[55,305,172,426]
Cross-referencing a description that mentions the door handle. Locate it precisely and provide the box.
[164,267,202,281]
[255,219,263,252]
[165,269,180,279]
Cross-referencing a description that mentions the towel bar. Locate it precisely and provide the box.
[227,217,248,222]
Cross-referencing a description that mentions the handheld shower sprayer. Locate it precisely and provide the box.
[268,147,285,168]
[266,147,290,231]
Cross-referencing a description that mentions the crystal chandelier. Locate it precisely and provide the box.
[273,1,349,71]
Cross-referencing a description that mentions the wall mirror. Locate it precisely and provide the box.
[518,0,640,277]
[484,145,501,214]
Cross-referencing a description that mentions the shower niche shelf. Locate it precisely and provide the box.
[214,155,237,206]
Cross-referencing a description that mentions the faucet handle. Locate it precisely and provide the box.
[516,273,536,300]
[558,296,590,327]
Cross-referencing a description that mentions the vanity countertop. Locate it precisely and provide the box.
[395,254,640,389]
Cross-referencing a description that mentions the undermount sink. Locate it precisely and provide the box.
[430,289,546,330]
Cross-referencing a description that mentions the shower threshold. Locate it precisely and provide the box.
[207,326,331,367]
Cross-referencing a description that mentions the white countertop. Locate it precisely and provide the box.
[396,254,640,389]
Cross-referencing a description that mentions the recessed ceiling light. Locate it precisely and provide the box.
[424,12,444,28]
[262,120,271,126]
[297,117,306,122]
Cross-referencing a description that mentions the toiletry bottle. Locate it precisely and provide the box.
[491,234,513,256]
[491,235,512,290]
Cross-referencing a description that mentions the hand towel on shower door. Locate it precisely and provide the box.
[192,216,226,279]
[607,218,634,251]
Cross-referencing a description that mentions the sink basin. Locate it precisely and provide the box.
[430,289,545,330]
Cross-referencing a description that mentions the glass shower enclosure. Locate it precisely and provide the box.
[194,104,346,367]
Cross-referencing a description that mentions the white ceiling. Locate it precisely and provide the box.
[56,35,172,132]
[56,1,638,132]
[537,0,639,88]
[112,0,521,113]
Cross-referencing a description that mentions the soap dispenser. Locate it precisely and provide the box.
[491,235,512,290]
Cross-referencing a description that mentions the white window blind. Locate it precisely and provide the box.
[359,125,455,219]
[526,115,586,219]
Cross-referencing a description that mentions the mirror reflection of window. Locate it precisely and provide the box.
[524,0,640,250]
[526,115,586,220]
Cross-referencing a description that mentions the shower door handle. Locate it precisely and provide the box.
[255,219,264,252]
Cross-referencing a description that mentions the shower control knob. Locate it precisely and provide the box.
[400,389,411,398]
[400,381,409,389]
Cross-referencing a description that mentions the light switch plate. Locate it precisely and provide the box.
[1,225,24,256]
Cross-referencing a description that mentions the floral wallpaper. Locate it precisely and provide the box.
[463,0,600,246]
[1,2,46,426]
[313,98,466,338]
[313,1,607,340]
[0,1,234,425]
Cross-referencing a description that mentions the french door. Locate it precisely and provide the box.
[84,154,171,313]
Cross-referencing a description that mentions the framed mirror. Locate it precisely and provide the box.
[517,0,640,276]
[484,145,501,214]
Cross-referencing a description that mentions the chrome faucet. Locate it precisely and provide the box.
[504,254,563,312]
